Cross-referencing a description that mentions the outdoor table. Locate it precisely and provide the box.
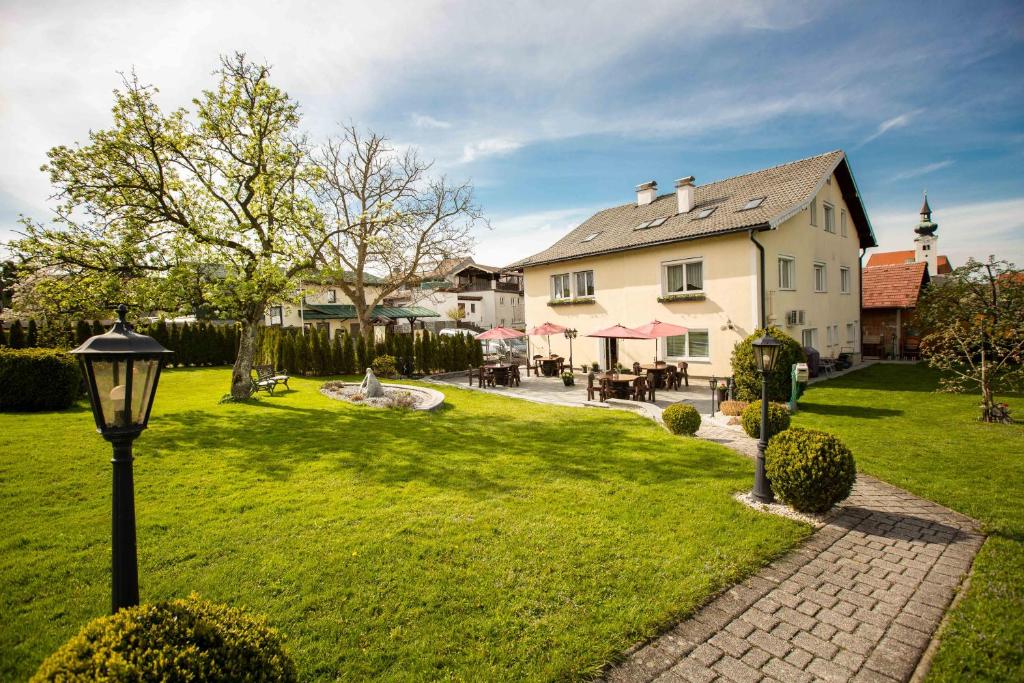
[485,364,511,386]
[604,373,638,399]
[639,364,668,388]
[540,357,562,377]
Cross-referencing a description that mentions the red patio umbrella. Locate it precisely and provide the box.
[634,320,689,362]
[476,326,526,362]
[529,321,567,355]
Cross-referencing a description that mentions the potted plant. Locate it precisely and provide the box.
[590,361,600,372]
[716,380,728,403]
[561,370,575,386]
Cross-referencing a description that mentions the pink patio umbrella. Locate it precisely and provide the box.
[634,320,689,362]
[476,326,526,362]
[529,321,567,355]
[587,324,654,370]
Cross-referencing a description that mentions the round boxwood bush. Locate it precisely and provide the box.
[740,400,791,439]
[765,427,856,513]
[32,594,297,682]
[0,348,81,411]
[371,354,398,378]
[663,402,701,435]
[729,326,805,402]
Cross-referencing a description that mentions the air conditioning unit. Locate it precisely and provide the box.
[785,310,806,326]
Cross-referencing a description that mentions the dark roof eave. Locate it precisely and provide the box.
[512,223,770,270]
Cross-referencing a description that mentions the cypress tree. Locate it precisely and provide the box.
[342,332,355,374]
[167,324,180,366]
[355,334,367,373]
[280,331,294,374]
[181,323,194,366]
[319,328,332,374]
[294,331,309,375]
[420,329,432,374]
[26,319,38,347]
[330,332,343,375]
[275,330,286,372]
[8,320,25,348]
[153,319,169,349]
[0,322,6,347]
[91,320,105,336]
[309,328,323,375]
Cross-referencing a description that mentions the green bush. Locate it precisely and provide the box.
[32,594,297,682]
[371,354,398,378]
[0,348,81,411]
[740,400,791,439]
[663,403,701,435]
[730,326,805,402]
[765,428,856,513]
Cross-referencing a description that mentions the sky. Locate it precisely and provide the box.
[1,0,1022,269]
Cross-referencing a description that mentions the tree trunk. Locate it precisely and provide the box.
[230,315,261,400]
[979,349,993,422]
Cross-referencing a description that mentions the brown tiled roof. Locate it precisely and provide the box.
[510,150,876,268]
[862,262,929,309]
[866,250,952,274]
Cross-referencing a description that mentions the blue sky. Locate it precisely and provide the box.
[1,0,1022,268]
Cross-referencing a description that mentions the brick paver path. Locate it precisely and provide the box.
[604,424,984,683]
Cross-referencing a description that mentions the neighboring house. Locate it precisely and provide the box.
[393,257,525,332]
[510,150,877,376]
[264,274,440,338]
[860,262,930,359]
[865,195,952,275]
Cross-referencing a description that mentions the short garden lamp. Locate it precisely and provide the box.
[751,334,781,503]
[708,375,718,417]
[71,304,173,613]
[564,328,578,370]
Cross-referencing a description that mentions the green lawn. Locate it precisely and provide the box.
[0,368,808,681]
[792,363,1024,682]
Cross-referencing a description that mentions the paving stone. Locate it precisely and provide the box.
[748,628,792,658]
[832,629,876,656]
[712,654,762,683]
[807,657,857,682]
[763,657,815,683]
[741,645,771,669]
[664,658,716,683]
[740,606,780,632]
[689,643,723,667]
[792,631,839,660]
[784,646,814,669]
[724,618,755,639]
[708,631,749,659]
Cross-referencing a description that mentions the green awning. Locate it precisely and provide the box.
[302,304,441,320]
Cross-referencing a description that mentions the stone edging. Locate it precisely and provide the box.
[379,383,446,411]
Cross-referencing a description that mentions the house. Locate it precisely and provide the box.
[392,257,525,332]
[865,195,952,275]
[860,262,930,358]
[509,150,877,377]
[264,274,440,338]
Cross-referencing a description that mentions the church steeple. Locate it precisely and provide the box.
[915,191,938,236]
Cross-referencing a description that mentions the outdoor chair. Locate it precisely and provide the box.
[478,366,495,388]
[532,355,545,376]
[632,361,642,376]
[665,365,680,391]
[632,376,649,402]
[586,372,605,401]
[677,362,689,387]
[903,336,921,361]
[509,364,521,387]
[254,365,290,391]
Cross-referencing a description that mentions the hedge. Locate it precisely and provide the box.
[730,326,805,402]
[765,427,856,513]
[32,594,297,682]
[0,348,81,411]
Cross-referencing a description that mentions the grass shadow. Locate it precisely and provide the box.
[798,403,903,419]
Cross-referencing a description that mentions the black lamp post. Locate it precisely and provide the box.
[71,305,172,613]
[751,333,781,503]
[708,375,717,417]
[564,328,578,370]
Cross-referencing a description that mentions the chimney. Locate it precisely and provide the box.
[675,176,696,213]
[635,180,657,206]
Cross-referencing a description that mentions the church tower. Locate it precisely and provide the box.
[913,192,938,274]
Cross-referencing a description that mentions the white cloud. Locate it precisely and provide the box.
[889,160,954,181]
[411,113,452,129]
[459,138,523,164]
[870,197,1024,268]
[857,110,921,147]
[470,206,596,267]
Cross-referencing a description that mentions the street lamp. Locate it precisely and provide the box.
[71,305,172,612]
[563,328,578,370]
[708,375,717,417]
[751,333,782,503]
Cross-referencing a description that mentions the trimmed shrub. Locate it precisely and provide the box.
[730,326,805,402]
[32,594,297,682]
[719,400,749,416]
[766,428,856,513]
[663,403,702,435]
[371,354,398,378]
[0,348,81,411]
[740,400,791,439]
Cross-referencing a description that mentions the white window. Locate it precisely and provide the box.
[269,306,283,325]
[665,330,710,359]
[814,263,827,292]
[551,273,571,300]
[500,296,504,304]
[574,270,595,297]
[801,328,818,348]
[809,198,818,226]
[827,325,835,346]
[840,267,851,294]
[664,259,703,293]
[847,323,856,343]
[470,303,476,313]
[840,209,848,237]
[778,256,795,290]
[327,289,337,303]
[824,203,835,233]
[582,232,600,242]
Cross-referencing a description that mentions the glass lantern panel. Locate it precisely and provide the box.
[131,359,159,426]
[91,360,130,428]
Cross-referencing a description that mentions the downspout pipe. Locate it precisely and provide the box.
[749,228,767,329]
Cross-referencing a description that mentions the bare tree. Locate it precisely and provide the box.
[311,126,481,338]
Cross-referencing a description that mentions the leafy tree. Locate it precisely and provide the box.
[917,257,1024,422]
[0,260,15,312]
[311,126,480,340]
[446,306,466,328]
[7,320,25,348]
[10,54,326,399]
[730,326,805,402]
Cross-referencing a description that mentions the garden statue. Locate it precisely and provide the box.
[360,368,385,398]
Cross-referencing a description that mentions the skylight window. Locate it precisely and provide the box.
[581,231,600,242]
[635,217,668,230]
[635,220,653,230]
[697,206,716,219]
[741,197,766,210]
